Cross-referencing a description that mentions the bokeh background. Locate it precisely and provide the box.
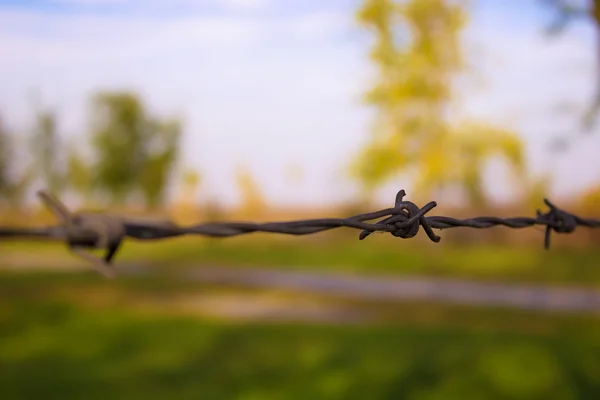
[2,0,600,398]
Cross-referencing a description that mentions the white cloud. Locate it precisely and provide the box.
[218,0,270,11]
[0,8,355,69]
[51,0,272,12]
[1,3,599,206]
[0,6,369,206]
[51,0,128,4]
[287,11,353,40]
[0,11,263,69]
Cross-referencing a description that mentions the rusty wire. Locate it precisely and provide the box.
[1,189,599,278]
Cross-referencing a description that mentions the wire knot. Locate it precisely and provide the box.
[537,198,577,249]
[359,190,441,243]
[37,190,125,278]
[388,201,422,239]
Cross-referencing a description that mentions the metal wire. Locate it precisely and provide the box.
[1,189,599,278]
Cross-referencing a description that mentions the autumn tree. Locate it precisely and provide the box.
[235,164,266,217]
[88,91,181,209]
[175,167,202,218]
[352,0,525,207]
[180,168,202,203]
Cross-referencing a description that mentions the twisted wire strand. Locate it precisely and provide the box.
[1,189,599,278]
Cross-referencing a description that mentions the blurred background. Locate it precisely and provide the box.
[3,0,600,398]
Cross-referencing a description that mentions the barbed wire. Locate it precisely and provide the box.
[1,189,599,278]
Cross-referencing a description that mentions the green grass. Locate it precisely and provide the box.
[3,272,600,399]
[3,235,599,285]
[3,297,600,399]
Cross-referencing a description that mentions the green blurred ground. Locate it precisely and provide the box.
[3,235,600,284]
[2,238,600,399]
[2,271,600,399]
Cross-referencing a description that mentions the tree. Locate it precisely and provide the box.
[352,0,525,207]
[0,116,33,209]
[235,164,266,217]
[138,119,181,210]
[66,146,93,206]
[89,92,146,204]
[180,168,202,202]
[30,109,66,195]
[88,91,181,209]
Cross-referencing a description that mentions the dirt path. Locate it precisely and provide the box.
[127,265,600,314]
[6,255,600,315]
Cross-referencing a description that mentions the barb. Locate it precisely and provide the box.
[1,189,599,278]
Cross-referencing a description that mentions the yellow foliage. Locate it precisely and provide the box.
[579,184,600,212]
[521,175,552,211]
[235,164,266,217]
[181,169,201,197]
[352,0,525,207]
[175,168,202,212]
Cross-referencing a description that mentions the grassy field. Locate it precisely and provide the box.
[3,228,600,399]
[3,271,600,399]
[2,235,600,285]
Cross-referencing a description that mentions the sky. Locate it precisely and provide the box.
[1,0,599,208]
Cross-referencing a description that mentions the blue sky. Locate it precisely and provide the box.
[0,0,599,208]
